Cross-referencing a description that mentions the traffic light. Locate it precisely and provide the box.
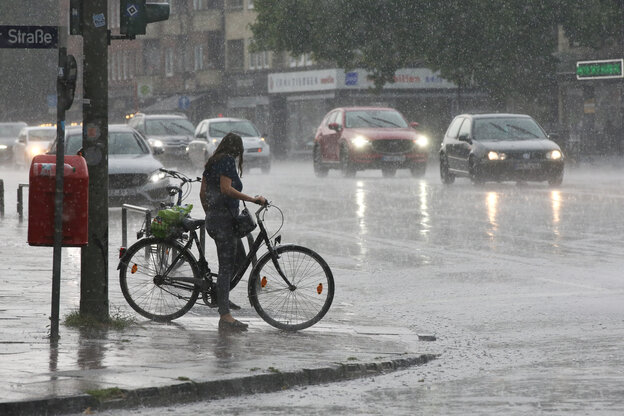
[120,1,170,39]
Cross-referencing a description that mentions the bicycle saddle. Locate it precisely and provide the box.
[182,217,204,231]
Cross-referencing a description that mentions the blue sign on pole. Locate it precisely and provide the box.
[178,95,190,110]
[0,25,58,49]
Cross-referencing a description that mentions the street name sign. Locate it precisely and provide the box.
[0,25,58,49]
[576,59,624,80]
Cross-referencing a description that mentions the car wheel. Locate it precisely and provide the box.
[410,164,426,178]
[469,157,484,185]
[381,167,396,177]
[313,145,329,178]
[340,146,356,178]
[439,154,455,184]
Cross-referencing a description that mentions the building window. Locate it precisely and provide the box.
[123,53,128,80]
[165,49,175,76]
[227,0,244,10]
[247,0,254,9]
[193,0,203,10]
[249,50,269,70]
[227,39,244,70]
[289,53,314,68]
[194,45,204,71]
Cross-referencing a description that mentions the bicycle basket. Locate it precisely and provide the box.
[150,204,193,238]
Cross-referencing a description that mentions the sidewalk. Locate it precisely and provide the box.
[0,210,436,415]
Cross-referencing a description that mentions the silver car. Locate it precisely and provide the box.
[14,126,57,168]
[188,117,271,173]
[0,121,27,165]
[48,125,170,207]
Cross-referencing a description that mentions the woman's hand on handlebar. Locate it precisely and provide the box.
[253,195,268,206]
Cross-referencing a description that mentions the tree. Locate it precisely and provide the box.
[251,0,623,104]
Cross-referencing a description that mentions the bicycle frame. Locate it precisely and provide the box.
[155,204,294,293]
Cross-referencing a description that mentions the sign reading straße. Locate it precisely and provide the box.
[0,25,58,49]
[576,59,624,80]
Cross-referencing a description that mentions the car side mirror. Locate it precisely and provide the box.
[152,146,164,155]
[410,122,419,129]
[196,132,206,139]
[458,134,471,143]
[328,122,342,132]
[548,132,559,141]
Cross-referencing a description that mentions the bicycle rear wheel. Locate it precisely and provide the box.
[248,245,335,331]
[119,237,200,322]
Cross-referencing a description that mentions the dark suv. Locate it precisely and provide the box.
[128,113,195,164]
[313,107,429,178]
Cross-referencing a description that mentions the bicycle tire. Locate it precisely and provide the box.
[119,237,200,322]
[248,245,335,331]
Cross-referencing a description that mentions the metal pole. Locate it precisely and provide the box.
[17,184,25,221]
[80,0,109,320]
[0,179,4,217]
[51,36,67,342]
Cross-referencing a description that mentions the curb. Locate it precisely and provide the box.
[1,353,437,416]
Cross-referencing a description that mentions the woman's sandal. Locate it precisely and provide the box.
[218,319,248,332]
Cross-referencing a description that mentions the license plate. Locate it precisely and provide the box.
[515,162,541,170]
[382,155,406,162]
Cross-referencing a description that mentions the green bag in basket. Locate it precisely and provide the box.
[151,204,193,238]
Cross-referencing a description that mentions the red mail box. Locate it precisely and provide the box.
[28,154,89,246]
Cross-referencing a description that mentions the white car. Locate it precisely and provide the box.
[187,117,271,173]
[14,126,57,168]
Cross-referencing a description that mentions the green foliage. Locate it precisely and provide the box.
[64,308,136,330]
[86,387,126,401]
[251,0,623,103]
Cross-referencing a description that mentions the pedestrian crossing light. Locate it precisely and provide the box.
[120,1,170,39]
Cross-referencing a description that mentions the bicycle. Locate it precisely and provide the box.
[118,169,335,331]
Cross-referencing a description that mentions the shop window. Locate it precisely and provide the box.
[248,0,254,9]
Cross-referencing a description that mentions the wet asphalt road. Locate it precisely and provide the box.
[3,157,624,415]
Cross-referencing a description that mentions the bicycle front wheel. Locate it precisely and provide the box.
[248,245,335,331]
[119,237,200,322]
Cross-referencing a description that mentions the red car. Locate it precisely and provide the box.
[313,107,429,177]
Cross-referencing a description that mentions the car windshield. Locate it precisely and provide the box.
[28,129,56,142]
[145,118,194,135]
[473,118,547,141]
[0,124,25,137]
[208,120,259,137]
[64,132,148,155]
[344,110,408,128]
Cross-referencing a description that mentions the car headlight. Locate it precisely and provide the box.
[547,150,562,160]
[488,151,507,161]
[0,144,7,151]
[148,139,164,148]
[150,170,166,183]
[414,135,429,148]
[28,145,44,157]
[351,136,370,149]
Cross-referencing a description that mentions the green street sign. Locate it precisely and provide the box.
[576,59,624,80]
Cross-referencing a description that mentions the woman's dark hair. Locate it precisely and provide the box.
[204,132,244,175]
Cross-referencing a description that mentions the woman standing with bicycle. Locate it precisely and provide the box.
[200,132,267,332]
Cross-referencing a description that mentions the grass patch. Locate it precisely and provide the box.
[177,376,191,381]
[267,367,281,373]
[249,367,261,372]
[347,357,358,361]
[86,387,125,401]
[64,307,136,330]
